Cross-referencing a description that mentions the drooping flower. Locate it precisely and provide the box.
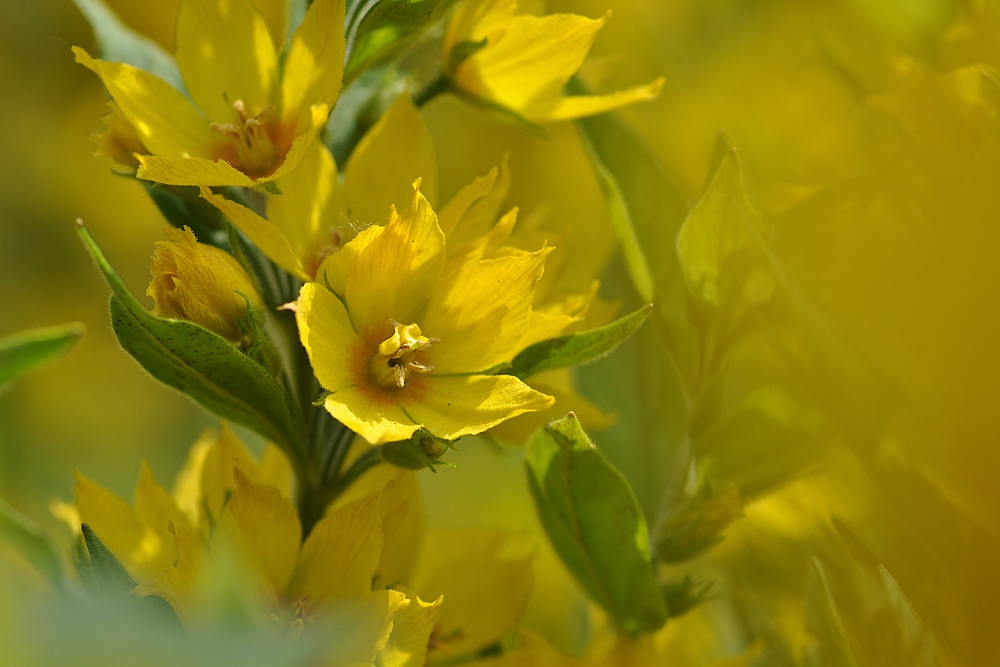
[442,0,663,123]
[295,183,554,445]
[73,0,346,187]
[147,226,262,344]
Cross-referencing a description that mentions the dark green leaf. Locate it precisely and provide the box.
[81,523,135,595]
[72,0,184,91]
[143,183,231,250]
[345,0,460,84]
[0,498,65,586]
[525,413,667,635]
[510,304,652,380]
[77,222,302,453]
[0,323,84,388]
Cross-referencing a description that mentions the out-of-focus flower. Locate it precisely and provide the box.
[201,93,437,280]
[147,226,262,345]
[73,0,345,187]
[442,0,663,123]
[60,426,435,666]
[295,183,554,445]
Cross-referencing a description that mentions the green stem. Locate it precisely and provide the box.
[412,74,450,109]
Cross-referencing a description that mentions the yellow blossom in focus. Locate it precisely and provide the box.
[147,226,262,345]
[295,183,554,445]
[442,0,663,123]
[73,0,346,187]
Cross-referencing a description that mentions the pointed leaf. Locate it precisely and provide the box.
[345,0,461,84]
[72,0,184,91]
[77,222,301,453]
[82,523,136,595]
[510,304,652,380]
[0,323,84,388]
[0,498,64,586]
[524,413,667,635]
[676,149,777,330]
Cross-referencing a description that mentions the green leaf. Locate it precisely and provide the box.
[143,183,231,250]
[510,304,652,380]
[676,149,777,331]
[0,498,65,586]
[524,413,667,635]
[72,0,184,91]
[344,0,460,84]
[81,523,136,596]
[76,222,302,454]
[0,323,84,388]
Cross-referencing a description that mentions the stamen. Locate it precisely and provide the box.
[375,322,437,388]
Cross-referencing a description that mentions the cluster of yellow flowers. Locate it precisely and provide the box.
[0,0,678,665]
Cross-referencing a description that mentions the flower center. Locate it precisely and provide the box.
[374,321,437,388]
[210,98,280,177]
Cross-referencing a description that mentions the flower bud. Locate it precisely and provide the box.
[147,227,262,345]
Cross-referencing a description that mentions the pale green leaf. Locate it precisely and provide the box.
[0,323,84,388]
[525,413,667,635]
[510,304,652,380]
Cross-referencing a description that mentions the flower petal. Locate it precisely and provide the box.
[136,154,257,186]
[440,153,511,244]
[523,78,665,122]
[455,12,605,112]
[73,471,142,573]
[317,590,410,666]
[328,187,445,333]
[379,592,443,667]
[134,462,194,573]
[73,47,215,158]
[215,467,301,594]
[267,140,342,278]
[323,387,421,445]
[405,374,553,440]
[199,185,310,280]
[413,529,534,657]
[297,282,359,391]
[281,0,346,129]
[424,249,551,374]
[292,492,382,603]
[175,0,278,122]
[344,94,438,226]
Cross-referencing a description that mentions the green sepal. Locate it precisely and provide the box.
[344,0,461,85]
[381,429,453,471]
[0,322,84,388]
[143,183,231,250]
[654,486,743,563]
[0,498,65,586]
[661,575,714,618]
[524,413,668,635]
[446,38,487,73]
[509,304,652,380]
[81,523,135,596]
[77,222,302,454]
[72,0,184,91]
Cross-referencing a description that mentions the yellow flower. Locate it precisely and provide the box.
[73,0,345,187]
[442,0,663,123]
[62,426,435,666]
[295,183,554,445]
[147,226,262,344]
[200,93,438,281]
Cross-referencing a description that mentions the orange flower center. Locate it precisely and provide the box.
[210,98,289,178]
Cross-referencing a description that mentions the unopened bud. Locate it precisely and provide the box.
[147,227,262,345]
